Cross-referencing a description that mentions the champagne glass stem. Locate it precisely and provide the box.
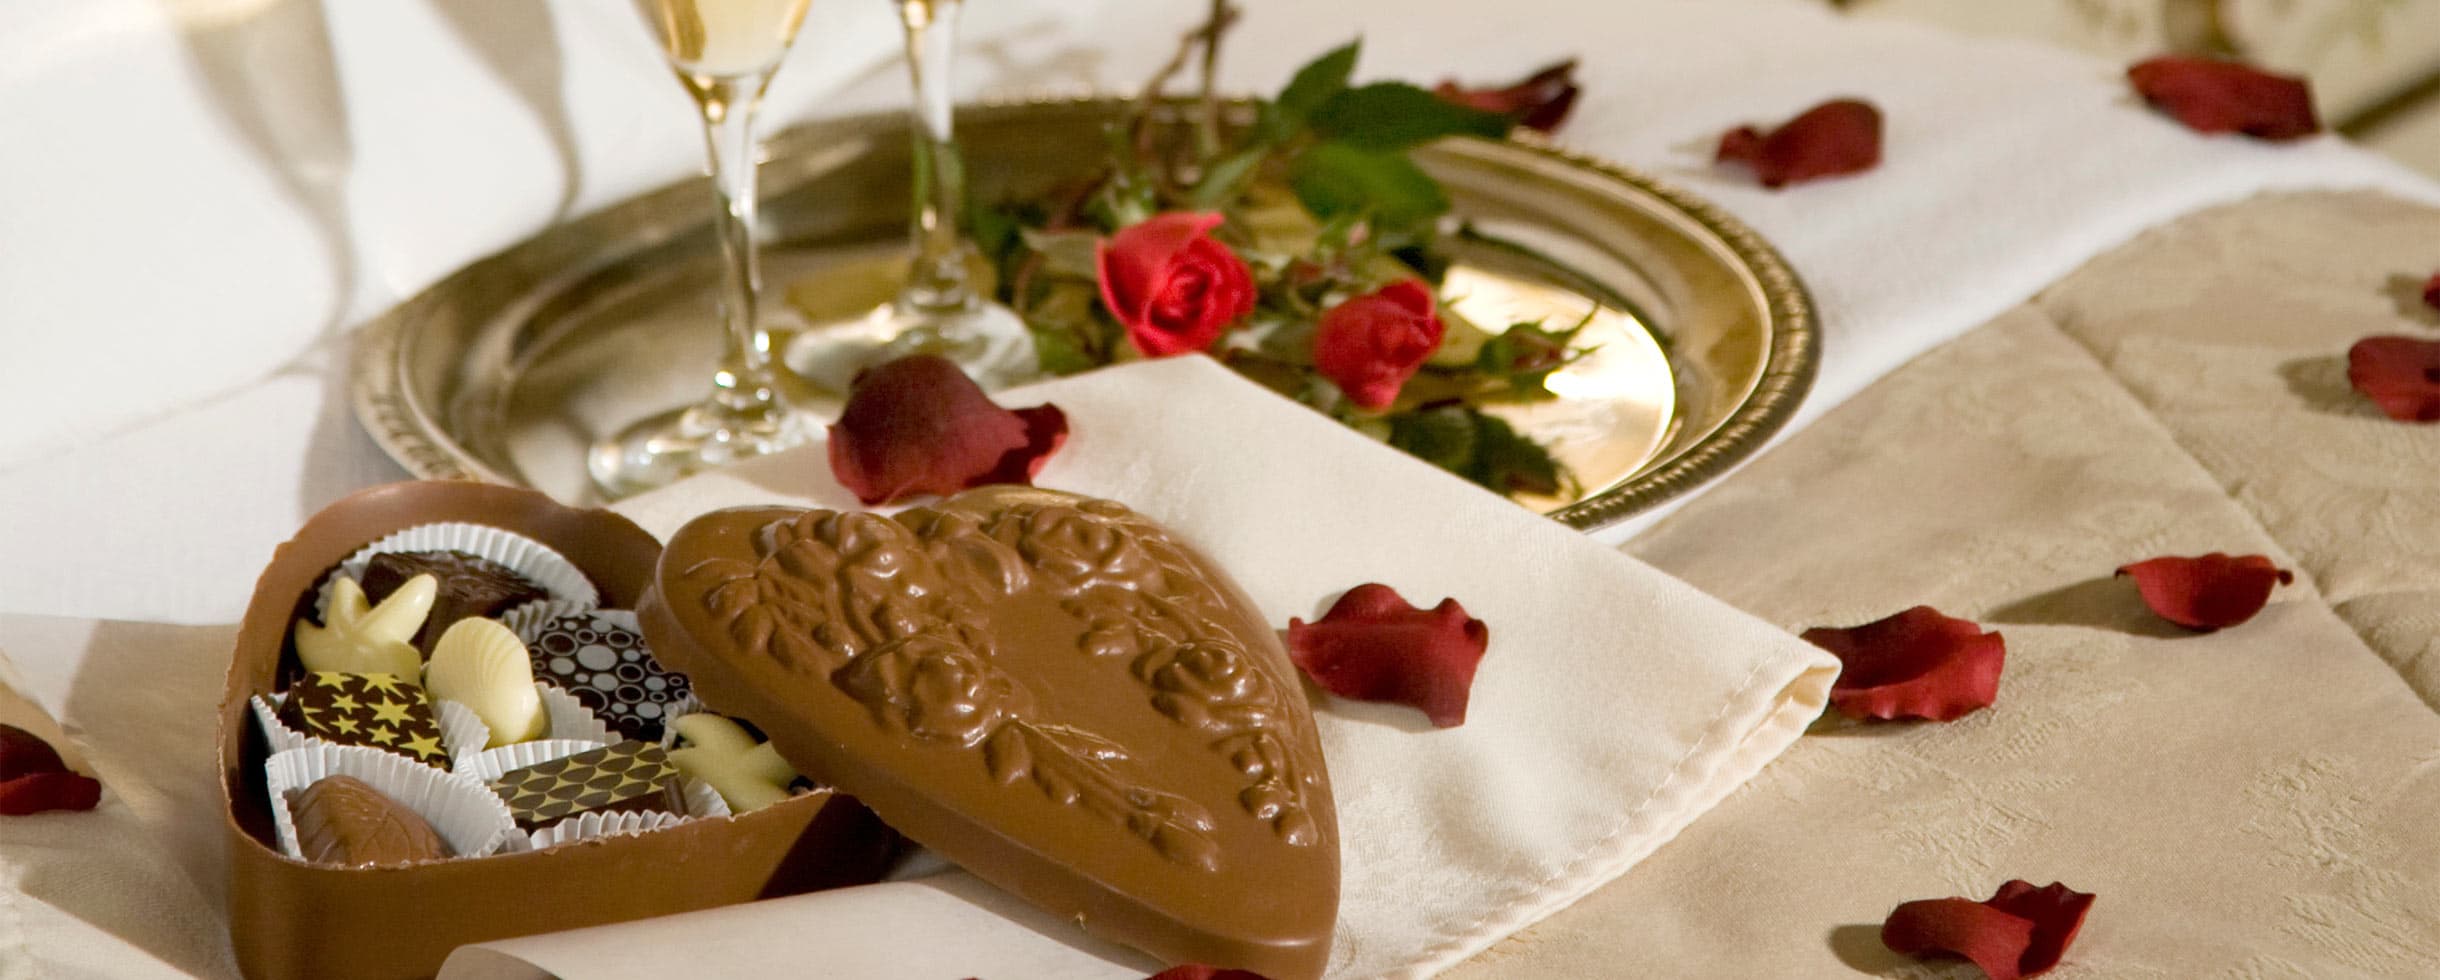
[898,0,975,314]
[694,75,782,416]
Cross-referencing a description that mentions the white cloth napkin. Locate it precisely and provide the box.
[432,356,1837,979]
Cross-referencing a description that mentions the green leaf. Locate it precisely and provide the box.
[1028,323,1098,377]
[1190,145,1270,210]
[1275,41,1361,126]
[1308,82,1512,152]
[1388,406,1479,474]
[1476,318,1591,398]
[1471,412,1571,497]
[1289,141,1450,232]
[1019,228,1103,280]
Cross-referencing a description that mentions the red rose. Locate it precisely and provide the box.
[1097,212,1257,358]
[1312,280,1446,410]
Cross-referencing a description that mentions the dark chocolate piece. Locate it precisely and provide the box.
[363,550,548,653]
[276,672,450,770]
[287,775,451,866]
[641,487,1339,979]
[487,740,680,830]
[518,609,688,741]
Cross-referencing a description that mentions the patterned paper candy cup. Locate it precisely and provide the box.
[264,743,515,863]
[314,521,599,620]
[527,810,688,851]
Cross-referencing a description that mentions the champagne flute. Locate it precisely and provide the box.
[782,0,1037,393]
[589,0,813,500]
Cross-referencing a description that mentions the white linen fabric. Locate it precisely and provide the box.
[437,355,1837,979]
[6,0,2439,620]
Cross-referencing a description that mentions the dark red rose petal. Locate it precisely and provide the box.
[1883,880,2095,980]
[2116,553,2293,631]
[2347,335,2440,423]
[1286,583,1489,728]
[1985,881,2098,976]
[0,724,69,782]
[1715,98,1883,189]
[1146,967,1272,980]
[1433,59,1581,134]
[2128,56,2320,141]
[2422,272,2440,314]
[0,771,103,815]
[1801,606,2004,722]
[974,404,1069,486]
[826,355,1065,506]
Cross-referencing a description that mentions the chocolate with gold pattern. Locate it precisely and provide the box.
[363,550,548,653]
[288,774,452,867]
[275,672,450,770]
[487,739,680,830]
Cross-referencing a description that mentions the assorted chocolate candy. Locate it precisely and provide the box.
[488,739,682,830]
[287,775,452,867]
[518,609,688,742]
[275,672,450,769]
[363,550,550,654]
[257,521,779,866]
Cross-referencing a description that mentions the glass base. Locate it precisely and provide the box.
[784,298,1040,394]
[586,396,805,500]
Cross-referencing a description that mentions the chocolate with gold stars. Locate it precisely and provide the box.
[274,672,451,770]
[363,550,548,653]
[487,739,680,830]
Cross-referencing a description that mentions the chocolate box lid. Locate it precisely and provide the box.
[637,486,1340,979]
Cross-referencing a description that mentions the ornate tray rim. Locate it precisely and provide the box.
[350,96,1818,532]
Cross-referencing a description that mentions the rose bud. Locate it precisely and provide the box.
[1097,212,1259,358]
[1313,280,1446,411]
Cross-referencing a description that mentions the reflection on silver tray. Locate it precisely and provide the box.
[350,97,1816,532]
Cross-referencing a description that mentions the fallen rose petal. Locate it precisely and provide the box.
[2128,56,2320,141]
[1286,584,1489,728]
[1801,606,2003,722]
[0,771,102,815]
[2347,335,2440,423]
[1985,881,2098,976]
[1715,98,1882,189]
[1433,59,1581,134]
[2423,271,2440,314]
[1146,966,1272,980]
[0,724,69,782]
[826,355,1066,506]
[1883,880,2095,980]
[1883,897,2038,980]
[2117,553,2293,631]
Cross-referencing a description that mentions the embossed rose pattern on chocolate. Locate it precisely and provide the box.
[647,487,1338,979]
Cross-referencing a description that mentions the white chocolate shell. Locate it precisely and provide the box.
[294,575,433,678]
[425,618,549,748]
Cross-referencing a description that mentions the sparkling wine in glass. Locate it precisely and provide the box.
[782,0,1038,393]
[589,0,814,500]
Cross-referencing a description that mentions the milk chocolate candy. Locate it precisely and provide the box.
[520,609,688,741]
[643,487,1340,979]
[363,550,548,653]
[287,775,451,867]
[275,672,450,770]
[488,739,681,830]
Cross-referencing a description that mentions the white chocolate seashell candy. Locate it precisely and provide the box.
[668,714,797,812]
[295,575,434,678]
[425,618,549,748]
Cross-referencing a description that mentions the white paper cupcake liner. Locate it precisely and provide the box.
[527,810,688,851]
[265,743,515,864]
[442,683,618,771]
[314,522,598,621]
[253,689,487,773]
[683,777,733,819]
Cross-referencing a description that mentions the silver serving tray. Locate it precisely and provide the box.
[351,97,1815,531]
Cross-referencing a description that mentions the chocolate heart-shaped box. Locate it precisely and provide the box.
[220,483,897,979]
[641,486,1341,978]
[225,482,1339,978]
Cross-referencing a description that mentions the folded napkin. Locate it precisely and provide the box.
[442,357,1836,979]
